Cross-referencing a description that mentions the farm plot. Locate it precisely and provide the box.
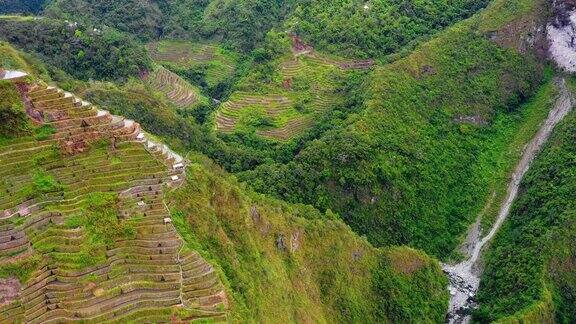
[144,66,207,109]
[147,40,236,88]
[0,80,228,323]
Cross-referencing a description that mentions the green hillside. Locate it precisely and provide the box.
[0,16,151,81]
[168,154,449,322]
[213,44,367,141]
[146,40,237,96]
[0,43,448,322]
[475,78,576,323]
[241,0,550,258]
[289,0,490,59]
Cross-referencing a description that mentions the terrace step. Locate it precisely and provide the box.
[0,80,226,322]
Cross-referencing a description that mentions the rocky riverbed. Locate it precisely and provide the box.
[442,77,574,323]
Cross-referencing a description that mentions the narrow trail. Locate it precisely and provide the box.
[443,77,574,323]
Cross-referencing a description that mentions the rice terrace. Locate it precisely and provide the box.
[0,0,575,323]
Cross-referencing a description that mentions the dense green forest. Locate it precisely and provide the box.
[1,0,573,321]
[0,17,151,81]
[43,0,489,56]
[167,154,449,322]
[290,0,490,58]
[475,81,576,322]
[0,0,47,14]
[45,0,165,41]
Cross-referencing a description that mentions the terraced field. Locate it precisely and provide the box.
[215,52,350,140]
[147,40,236,88]
[144,66,206,109]
[216,93,293,133]
[0,78,227,322]
[303,53,374,70]
[215,90,339,140]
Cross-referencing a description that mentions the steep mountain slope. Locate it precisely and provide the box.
[42,0,490,54]
[0,50,228,321]
[474,78,576,323]
[0,45,449,322]
[44,0,291,50]
[289,0,490,59]
[213,39,370,141]
[146,40,237,95]
[0,17,151,82]
[167,154,448,322]
[241,0,551,258]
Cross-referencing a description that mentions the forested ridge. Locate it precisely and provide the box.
[0,41,449,322]
[41,0,489,57]
[0,17,151,82]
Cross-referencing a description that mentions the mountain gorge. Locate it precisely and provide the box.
[0,0,575,322]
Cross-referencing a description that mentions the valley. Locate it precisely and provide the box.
[444,77,575,323]
[0,0,575,322]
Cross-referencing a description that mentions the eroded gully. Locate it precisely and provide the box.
[442,77,574,323]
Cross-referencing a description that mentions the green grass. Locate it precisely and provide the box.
[0,15,36,21]
[168,154,448,323]
[0,79,30,139]
[33,125,56,140]
[0,41,33,72]
[476,70,557,235]
[0,254,43,283]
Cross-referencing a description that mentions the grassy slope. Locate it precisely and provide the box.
[80,80,205,152]
[0,43,449,321]
[0,42,51,140]
[43,0,490,56]
[476,72,557,233]
[216,51,354,139]
[70,78,449,323]
[167,154,448,323]
[0,0,46,15]
[475,78,576,323]
[241,0,550,259]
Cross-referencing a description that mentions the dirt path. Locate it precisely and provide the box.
[442,77,574,323]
